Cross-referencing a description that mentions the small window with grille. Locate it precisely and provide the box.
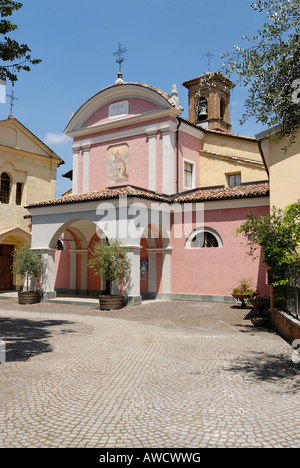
[191,231,219,248]
[186,228,223,249]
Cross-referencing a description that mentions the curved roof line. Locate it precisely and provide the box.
[64,82,182,134]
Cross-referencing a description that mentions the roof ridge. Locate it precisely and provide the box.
[27,182,269,209]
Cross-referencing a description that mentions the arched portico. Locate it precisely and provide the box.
[29,195,173,304]
[49,219,107,298]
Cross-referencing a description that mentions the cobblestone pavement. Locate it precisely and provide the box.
[0,299,299,448]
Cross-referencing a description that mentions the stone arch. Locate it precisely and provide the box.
[49,218,107,296]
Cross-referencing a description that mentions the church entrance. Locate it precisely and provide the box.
[0,244,14,290]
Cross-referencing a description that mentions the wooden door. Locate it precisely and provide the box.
[0,245,14,290]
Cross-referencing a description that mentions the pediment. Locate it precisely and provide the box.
[64,82,182,136]
[0,118,62,161]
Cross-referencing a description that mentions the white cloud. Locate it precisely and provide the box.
[231,101,243,107]
[44,132,71,145]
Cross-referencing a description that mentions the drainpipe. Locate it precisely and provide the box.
[176,118,182,194]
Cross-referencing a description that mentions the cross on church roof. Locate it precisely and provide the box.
[113,43,127,78]
[6,84,18,116]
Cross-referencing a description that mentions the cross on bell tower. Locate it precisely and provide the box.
[204,50,214,72]
[113,43,127,81]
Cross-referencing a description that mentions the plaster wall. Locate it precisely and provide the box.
[171,205,270,297]
[267,128,300,209]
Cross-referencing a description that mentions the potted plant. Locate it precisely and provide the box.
[249,295,270,315]
[231,278,257,308]
[12,242,46,304]
[88,238,132,310]
[249,295,270,327]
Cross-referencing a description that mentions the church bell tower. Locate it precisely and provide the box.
[182,72,235,133]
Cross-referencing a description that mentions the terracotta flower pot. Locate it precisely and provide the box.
[231,293,253,308]
[99,295,124,310]
[250,301,268,314]
[251,316,269,327]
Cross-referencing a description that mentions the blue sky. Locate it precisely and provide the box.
[1,0,268,196]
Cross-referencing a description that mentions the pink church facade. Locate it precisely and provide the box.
[28,78,270,304]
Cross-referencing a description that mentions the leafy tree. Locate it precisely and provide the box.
[218,0,300,143]
[236,201,300,286]
[12,242,46,291]
[0,0,41,83]
[88,239,132,295]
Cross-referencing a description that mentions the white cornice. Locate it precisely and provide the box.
[199,150,264,167]
[71,119,179,149]
[0,144,60,166]
[67,108,180,140]
[179,121,205,140]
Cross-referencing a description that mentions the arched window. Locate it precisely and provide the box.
[0,172,11,204]
[185,227,223,249]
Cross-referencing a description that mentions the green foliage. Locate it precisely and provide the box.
[12,242,46,291]
[232,278,257,295]
[236,201,300,285]
[220,0,300,144]
[0,0,41,83]
[88,239,132,294]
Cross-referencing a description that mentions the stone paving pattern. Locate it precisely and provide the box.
[0,299,299,448]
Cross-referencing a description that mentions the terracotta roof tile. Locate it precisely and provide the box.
[27,182,269,209]
[174,182,269,202]
[27,185,171,208]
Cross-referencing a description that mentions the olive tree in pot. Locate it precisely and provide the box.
[12,242,46,304]
[88,239,132,310]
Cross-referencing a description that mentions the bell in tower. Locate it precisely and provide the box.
[197,98,208,121]
[182,72,235,133]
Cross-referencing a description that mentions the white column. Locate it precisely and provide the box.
[123,245,142,301]
[72,150,79,195]
[162,129,175,195]
[147,131,157,192]
[32,248,56,300]
[82,146,90,193]
[162,251,171,293]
